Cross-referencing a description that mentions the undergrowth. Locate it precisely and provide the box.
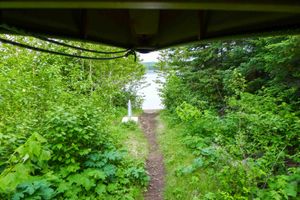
[158,113,217,200]
[0,36,148,199]
[0,105,149,200]
[158,36,300,199]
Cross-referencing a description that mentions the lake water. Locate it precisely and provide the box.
[138,71,164,110]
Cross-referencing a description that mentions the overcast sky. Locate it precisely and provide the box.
[139,51,159,62]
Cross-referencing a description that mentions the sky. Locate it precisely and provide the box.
[139,51,159,62]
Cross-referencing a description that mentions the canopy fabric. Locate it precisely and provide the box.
[0,0,300,52]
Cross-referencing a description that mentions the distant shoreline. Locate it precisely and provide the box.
[142,61,157,71]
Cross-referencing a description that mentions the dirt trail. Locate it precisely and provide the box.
[140,112,165,200]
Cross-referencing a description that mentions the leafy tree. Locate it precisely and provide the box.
[160,35,300,199]
[0,35,148,199]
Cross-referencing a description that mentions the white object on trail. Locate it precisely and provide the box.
[122,100,138,123]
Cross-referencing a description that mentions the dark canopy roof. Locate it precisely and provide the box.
[0,0,300,52]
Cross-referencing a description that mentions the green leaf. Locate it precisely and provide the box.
[85,169,106,180]
[95,184,106,195]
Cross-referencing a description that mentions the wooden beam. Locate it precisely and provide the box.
[129,10,159,35]
[198,10,208,40]
[79,10,88,39]
[0,1,300,13]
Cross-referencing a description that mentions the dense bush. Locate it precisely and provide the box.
[0,35,148,199]
[160,36,300,199]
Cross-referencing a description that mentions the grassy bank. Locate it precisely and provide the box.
[111,110,149,200]
[157,112,217,200]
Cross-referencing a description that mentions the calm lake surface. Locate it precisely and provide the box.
[138,71,164,110]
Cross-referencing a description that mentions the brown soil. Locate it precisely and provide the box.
[140,112,165,200]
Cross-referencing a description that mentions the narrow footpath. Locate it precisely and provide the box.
[140,112,165,200]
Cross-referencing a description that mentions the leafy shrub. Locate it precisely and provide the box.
[160,36,300,199]
[0,109,149,199]
[13,180,55,200]
[0,36,147,199]
[160,73,191,112]
[0,133,51,198]
[43,104,110,166]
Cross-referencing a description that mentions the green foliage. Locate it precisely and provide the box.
[121,121,139,131]
[112,89,143,108]
[43,104,110,166]
[160,73,190,112]
[0,133,51,196]
[0,35,148,199]
[13,180,55,200]
[160,36,300,199]
[176,102,201,122]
